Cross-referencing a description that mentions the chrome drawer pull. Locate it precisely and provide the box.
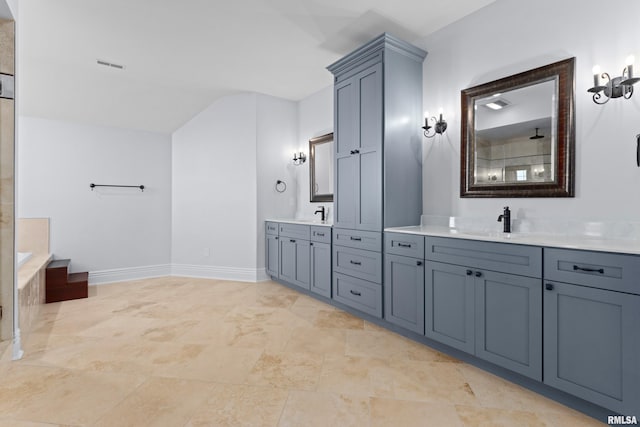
[573,265,604,274]
[397,243,412,248]
[316,233,325,236]
[350,237,362,241]
[350,290,362,296]
[349,260,362,265]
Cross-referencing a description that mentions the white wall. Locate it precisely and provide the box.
[256,94,298,271]
[17,116,172,277]
[171,93,258,279]
[172,93,298,280]
[421,0,640,222]
[295,85,334,220]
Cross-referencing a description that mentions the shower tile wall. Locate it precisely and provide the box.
[0,19,15,341]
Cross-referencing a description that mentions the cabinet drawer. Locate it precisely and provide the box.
[266,222,279,235]
[333,272,382,318]
[544,248,640,295]
[334,246,382,284]
[385,232,424,259]
[333,228,381,252]
[425,236,542,278]
[311,226,331,243]
[279,223,310,240]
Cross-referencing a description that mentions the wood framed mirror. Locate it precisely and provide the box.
[309,132,334,202]
[460,57,575,197]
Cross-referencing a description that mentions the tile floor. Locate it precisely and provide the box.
[0,277,604,426]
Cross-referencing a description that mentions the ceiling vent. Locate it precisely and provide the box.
[96,59,125,70]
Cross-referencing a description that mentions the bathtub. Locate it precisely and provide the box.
[17,251,33,269]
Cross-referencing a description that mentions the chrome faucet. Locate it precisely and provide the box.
[497,206,511,233]
[314,206,326,222]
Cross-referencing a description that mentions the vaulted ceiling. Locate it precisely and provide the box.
[19,0,495,133]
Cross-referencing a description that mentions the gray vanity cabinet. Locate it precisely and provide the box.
[265,222,279,278]
[385,254,425,334]
[333,63,382,231]
[265,234,279,278]
[279,237,310,290]
[475,270,542,380]
[384,232,426,334]
[328,33,426,318]
[309,228,332,298]
[424,237,543,380]
[543,248,640,414]
[424,261,476,354]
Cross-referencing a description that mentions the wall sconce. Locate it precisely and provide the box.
[293,152,306,165]
[422,110,447,138]
[588,55,640,104]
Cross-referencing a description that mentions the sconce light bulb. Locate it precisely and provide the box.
[627,55,635,66]
[592,65,601,75]
[438,107,443,115]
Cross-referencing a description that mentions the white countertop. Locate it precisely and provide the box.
[266,218,333,227]
[385,225,640,256]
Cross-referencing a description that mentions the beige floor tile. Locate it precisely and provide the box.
[186,383,289,426]
[285,326,346,355]
[246,351,324,390]
[0,419,66,427]
[2,277,601,425]
[31,310,112,336]
[93,377,214,427]
[316,355,390,397]
[0,363,144,425]
[278,390,370,427]
[375,359,478,405]
[346,328,457,362]
[288,294,335,324]
[371,397,463,427]
[456,404,549,427]
[457,363,580,415]
[159,343,263,383]
[314,309,364,329]
[23,335,205,376]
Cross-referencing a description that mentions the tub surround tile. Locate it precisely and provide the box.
[0,20,14,75]
[17,218,49,255]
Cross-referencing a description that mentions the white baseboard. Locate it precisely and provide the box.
[171,264,264,282]
[89,264,172,285]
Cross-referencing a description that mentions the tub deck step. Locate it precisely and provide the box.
[45,259,88,303]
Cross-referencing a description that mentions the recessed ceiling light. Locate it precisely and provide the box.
[96,59,125,70]
[485,99,509,110]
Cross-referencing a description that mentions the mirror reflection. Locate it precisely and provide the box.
[309,133,334,202]
[460,57,575,198]
[474,79,556,185]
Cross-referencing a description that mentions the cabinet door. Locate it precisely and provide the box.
[333,63,382,231]
[424,261,475,353]
[279,238,310,290]
[385,254,425,334]
[544,281,640,414]
[310,242,331,298]
[475,270,542,380]
[265,234,279,278]
[355,63,382,231]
